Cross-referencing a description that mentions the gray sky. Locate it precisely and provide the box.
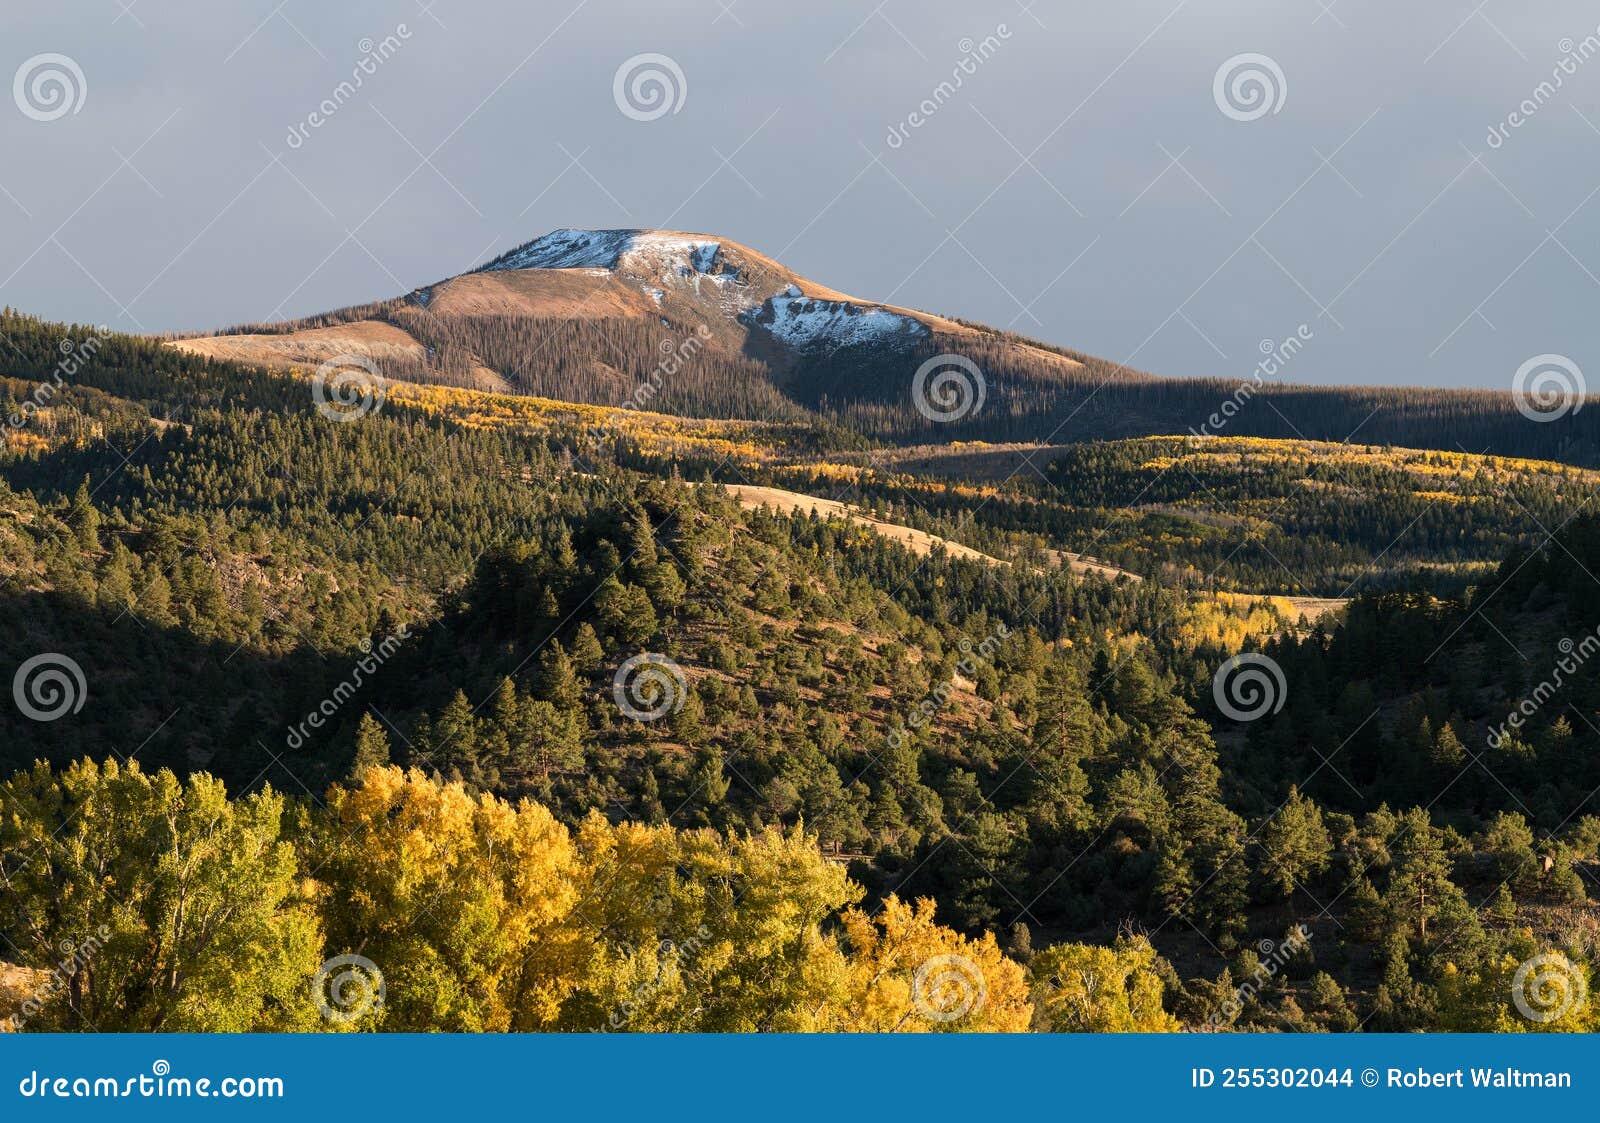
[2,0,1598,390]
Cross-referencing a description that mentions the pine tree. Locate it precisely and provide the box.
[350,712,392,778]
[1385,809,1467,942]
[1257,786,1333,900]
[569,622,604,674]
[535,643,582,709]
[1430,720,1467,770]
[433,690,480,777]
[67,476,101,551]
[625,505,658,568]
[671,684,706,743]
[1308,971,1358,1032]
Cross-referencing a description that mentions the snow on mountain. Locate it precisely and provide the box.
[487,229,730,281]
[487,228,635,270]
[166,226,1092,415]
[689,243,720,274]
[485,229,929,353]
[751,289,928,351]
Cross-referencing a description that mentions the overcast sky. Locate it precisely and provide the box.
[2,0,1598,391]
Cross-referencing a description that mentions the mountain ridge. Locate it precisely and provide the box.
[166,226,1101,416]
[162,227,1598,465]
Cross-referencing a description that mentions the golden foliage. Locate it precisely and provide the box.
[1028,935,1180,1032]
[826,896,1033,1032]
[313,768,1033,1032]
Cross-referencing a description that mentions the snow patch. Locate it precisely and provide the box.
[690,242,721,273]
[489,229,635,270]
[753,293,928,350]
[487,229,730,283]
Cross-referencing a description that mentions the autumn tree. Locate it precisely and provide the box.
[826,896,1033,1032]
[1027,935,1179,1032]
[0,758,321,1031]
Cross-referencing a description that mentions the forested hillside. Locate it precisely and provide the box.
[1,309,1597,1033]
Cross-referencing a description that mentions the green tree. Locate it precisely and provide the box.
[1028,936,1179,1032]
[1385,809,1471,943]
[535,643,582,709]
[350,712,392,779]
[1256,786,1333,900]
[569,622,604,674]
[0,758,321,1031]
[67,477,100,551]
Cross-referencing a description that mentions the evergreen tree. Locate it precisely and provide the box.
[350,712,392,778]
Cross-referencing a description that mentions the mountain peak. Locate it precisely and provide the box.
[169,225,1086,411]
[481,228,728,275]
